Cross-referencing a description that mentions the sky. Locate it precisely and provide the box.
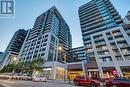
[0,0,130,52]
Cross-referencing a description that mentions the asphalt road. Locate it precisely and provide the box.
[0,79,82,87]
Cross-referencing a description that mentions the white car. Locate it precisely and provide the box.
[33,76,47,82]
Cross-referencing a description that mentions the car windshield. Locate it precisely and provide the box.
[113,78,130,83]
[121,79,130,83]
[77,76,86,79]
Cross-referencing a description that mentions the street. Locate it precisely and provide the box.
[0,79,83,87]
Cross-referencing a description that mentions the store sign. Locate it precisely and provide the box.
[112,70,119,77]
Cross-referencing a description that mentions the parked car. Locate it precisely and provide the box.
[32,76,47,82]
[10,74,32,80]
[106,78,130,87]
[73,76,100,87]
[20,74,32,80]
[11,74,21,79]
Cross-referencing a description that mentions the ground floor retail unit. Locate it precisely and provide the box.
[33,61,130,80]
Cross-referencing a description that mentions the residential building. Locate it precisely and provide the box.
[68,46,87,62]
[124,11,130,24]
[79,0,130,79]
[67,46,88,80]
[0,52,4,62]
[18,6,72,80]
[0,29,27,69]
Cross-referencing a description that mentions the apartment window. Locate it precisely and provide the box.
[42,48,46,51]
[122,49,129,54]
[115,56,123,61]
[98,50,109,55]
[106,32,113,40]
[45,34,48,38]
[124,55,130,60]
[51,35,55,44]
[37,41,40,44]
[102,46,108,50]
[44,39,47,42]
[41,53,45,56]
[43,43,47,46]
[87,48,93,52]
[101,56,112,62]
[118,41,128,47]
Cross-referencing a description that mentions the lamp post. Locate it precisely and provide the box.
[58,46,67,82]
[12,56,17,74]
[13,57,17,61]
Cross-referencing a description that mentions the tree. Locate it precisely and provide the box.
[0,64,16,73]
[16,57,45,75]
[0,57,45,75]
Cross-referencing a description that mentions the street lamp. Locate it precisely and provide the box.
[12,56,17,74]
[13,57,17,61]
[58,46,62,51]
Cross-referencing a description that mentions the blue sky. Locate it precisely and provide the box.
[0,0,130,52]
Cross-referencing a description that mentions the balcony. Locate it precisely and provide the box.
[124,57,130,60]
[119,44,129,48]
[115,38,125,42]
[80,12,100,23]
[113,32,122,37]
[80,15,102,26]
[87,53,95,57]
[111,46,118,49]
[79,7,98,18]
[83,36,91,40]
[125,29,130,34]
[82,25,107,36]
[86,51,93,54]
[95,42,106,46]
[97,48,108,52]
[123,51,130,55]
[83,40,91,44]
[86,45,92,49]
[114,52,121,56]
[94,37,104,41]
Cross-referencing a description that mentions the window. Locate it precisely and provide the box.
[51,35,55,44]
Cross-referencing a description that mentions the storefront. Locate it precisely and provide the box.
[121,66,130,79]
[85,63,100,79]
[67,62,84,80]
[56,67,66,80]
[42,61,67,80]
[102,67,119,79]
[87,70,99,79]
[68,71,84,80]
[43,68,52,79]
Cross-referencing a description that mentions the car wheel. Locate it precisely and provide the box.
[112,85,118,87]
[91,83,96,87]
[74,81,79,86]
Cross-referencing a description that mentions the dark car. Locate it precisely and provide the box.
[73,76,100,87]
[106,78,130,87]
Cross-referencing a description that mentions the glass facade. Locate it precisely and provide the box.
[79,0,130,79]
[51,14,59,36]
[19,6,72,62]
[0,29,27,68]
[17,6,71,80]
[68,46,87,62]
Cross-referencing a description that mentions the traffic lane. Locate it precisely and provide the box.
[0,79,83,87]
[0,84,6,87]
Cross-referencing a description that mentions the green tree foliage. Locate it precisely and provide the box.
[0,57,45,75]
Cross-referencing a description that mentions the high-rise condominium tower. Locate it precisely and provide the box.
[124,11,130,24]
[79,0,130,79]
[18,6,72,80]
[0,29,27,69]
